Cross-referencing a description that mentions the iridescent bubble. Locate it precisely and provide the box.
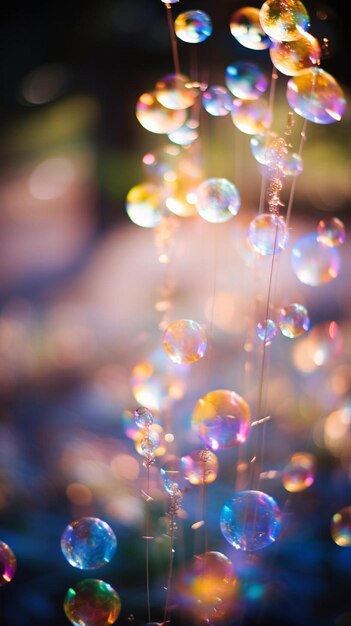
[331,507,351,547]
[0,541,16,587]
[64,579,121,626]
[291,233,341,286]
[282,152,303,177]
[250,131,280,166]
[155,73,197,110]
[317,217,346,247]
[175,10,212,44]
[163,319,208,364]
[286,68,346,124]
[225,62,268,100]
[231,98,271,135]
[256,319,277,343]
[247,213,289,256]
[126,182,164,228]
[277,303,310,338]
[270,32,320,76]
[142,144,181,182]
[195,178,240,223]
[61,517,117,570]
[259,0,310,42]
[282,452,315,492]
[191,389,251,450]
[220,490,282,550]
[134,423,167,458]
[134,406,154,428]
[168,122,199,146]
[229,7,270,50]
[136,91,186,134]
[160,455,188,494]
[202,86,233,116]
[182,449,219,485]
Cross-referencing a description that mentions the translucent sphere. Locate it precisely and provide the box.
[225,62,268,100]
[155,73,197,110]
[61,517,117,570]
[277,303,310,338]
[195,178,240,223]
[160,455,188,494]
[175,10,212,44]
[247,213,289,256]
[229,7,270,50]
[220,490,282,550]
[259,0,310,42]
[270,32,320,76]
[126,182,164,228]
[191,389,251,450]
[286,68,346,124]
[134,423,167,458]
[256,319,277,343]
[317,217,346,247]
[64,579,121,626]
[202,86,233,116]
[134,406,154,428]
[250,131,281,166]
[136,91,186,134]
[291,233,341,286]
[0,541,16,587]
[282,452,315,492]
[182,449,219,485]
[162,319,208,364]
[231,98,271,135]
[282,152,303,177]
[168,122,199,146]
[331,507,351,547]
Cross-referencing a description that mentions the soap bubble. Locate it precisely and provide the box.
[155,73,197,110]
[270,32,320,76]
[291,233,341,286]
[259,0,310,42]
[160,455,188,494]
[134,406,154,428]
[126,182,164,228]
[331,507,351,547]
[136,92,186,134]
[286,68,346,124]
[182,449,219,485]
[64,579,121,626]
[231,98,271,135]
[247,213,289,256]
[277,303,310,338]
[195,178,240,223]
[202,86,233,116]
[220,490,282,550]
[168,122,199,146]
[256,319,278,343]
[61,517,117,570]
[191,389,251,450]
[225,62,268,100]
[282,452,315,492]
[0,541,16,587]
[134,423,167,459]
[175,10,212,44]
[317,217,345,247]
[281,152,303,176]
[163,319,208,364]
[250,131,281,166]
[229,7,270,50]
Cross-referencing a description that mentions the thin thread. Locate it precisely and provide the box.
[286,118,308,227]
[163,522,175,622]
[166,5,181,75]
[258,66,278,215]
[145,464,151,623]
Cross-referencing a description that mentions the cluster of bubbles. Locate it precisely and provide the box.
[256,303,310,345]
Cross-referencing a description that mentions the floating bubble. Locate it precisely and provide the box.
[270,32,320,76]
[277,303,310,338]
[142,144,181,181]
[126,182,164,228]
[229,7,270,50]
[136,92,186,134]
[331,507,351,547]
[163,319,208,364]
[134,406,154,428]
[195,178,240,223]
[231,98,271,135]
[160,455,188,494]
[64,579,121,626]
[182,449,219,485]
[291,233,341,286]
[61,517,117,570]
[286,68,346,124]
[168,122,199,146]
[282,452,315,492]
[0,541,16,587]
[256,319,278,343]
[191,389,251,450]
[220,490,282,550]
[202,86,233,116]
[247,213,289,256]
[259,0,310,42]
[282,152,303,176]
[250,131,281,166]
[317,217,346,247]
[155,73,197,110]
[175,10,212,44]
[225,62,268,100]
[134,423,167,458]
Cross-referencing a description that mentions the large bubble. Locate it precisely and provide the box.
[230,7,270,50]
[286,68,346,124]
[231,98,271,135]
[64,579,121,626]
[195,178,240,223]
[126,182,164,228]
[175,10,212,44]
[270,32,320,76]
[225,62,268,100]
[162,319,208,364]
[202,85,233,116]
[317,217,346,248]
[136,92,186,134]
[291,233,341,286]
[247,213,289,256]
[61,517,117,570]
[155,73,197,110]
[259,0,310,42]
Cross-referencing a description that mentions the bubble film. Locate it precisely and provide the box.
[195,178,240,223]
[162,319,208,364]
[277,303,310,338]
[225,62,268,100]
[291,233,341,286]
[247,214,289,256]
[134,406,154,428]
[259,0,310,42]
[231,98,271,135]
[286,68,346,124]
[331,507,351,547]
[270,32,320,76]
[317,217,346,247]
[182,449,219,485]
[175,11,212,44]
[155,73,197,110]
[134,423,167,458]
[229,7,270,50]
[250,131,283,166]
[282,152,303,176]
[202,86,233,116]
[0,541,16,587]
[64,579,121,626]
[256,319,278,343]
[282,453,315,492]
[126,182,164,228]
[168,123,199,146]
[61,517,117,570]
[191,389,251,450]
[136,92,186,134]
[160,455,188,494]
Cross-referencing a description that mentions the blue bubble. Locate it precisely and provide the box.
[61,517,117,569]
[256,319,277,343]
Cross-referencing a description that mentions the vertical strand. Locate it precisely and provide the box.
[165,4,181,75]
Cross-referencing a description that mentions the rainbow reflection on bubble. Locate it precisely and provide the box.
[230,7,270,50]
[331,507,351,547]
[155,73,197,110]
[259,0,310,42]
[174,10,212,44]
[256,319,277,343]
[134,406,154,428]
[160,455,188,494]
[225,62,268,100]
[277,303,310,339]
[286,68,346,124]
[195,178,240,223]
[282,152,303,176]
[0,541,16,587]
[247,213,289,256]
[270,32,320,76]
[126,182,164,228]
[64,579,121,626]
[182,449,219,485]
[61,517,117,570]
[317,217,346,248]
[282,452,315,492]
[231,98,271,135]
[202,86,233,116]
[136,92,186,134]
[162,319,208,364]
[291,233,341,286]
